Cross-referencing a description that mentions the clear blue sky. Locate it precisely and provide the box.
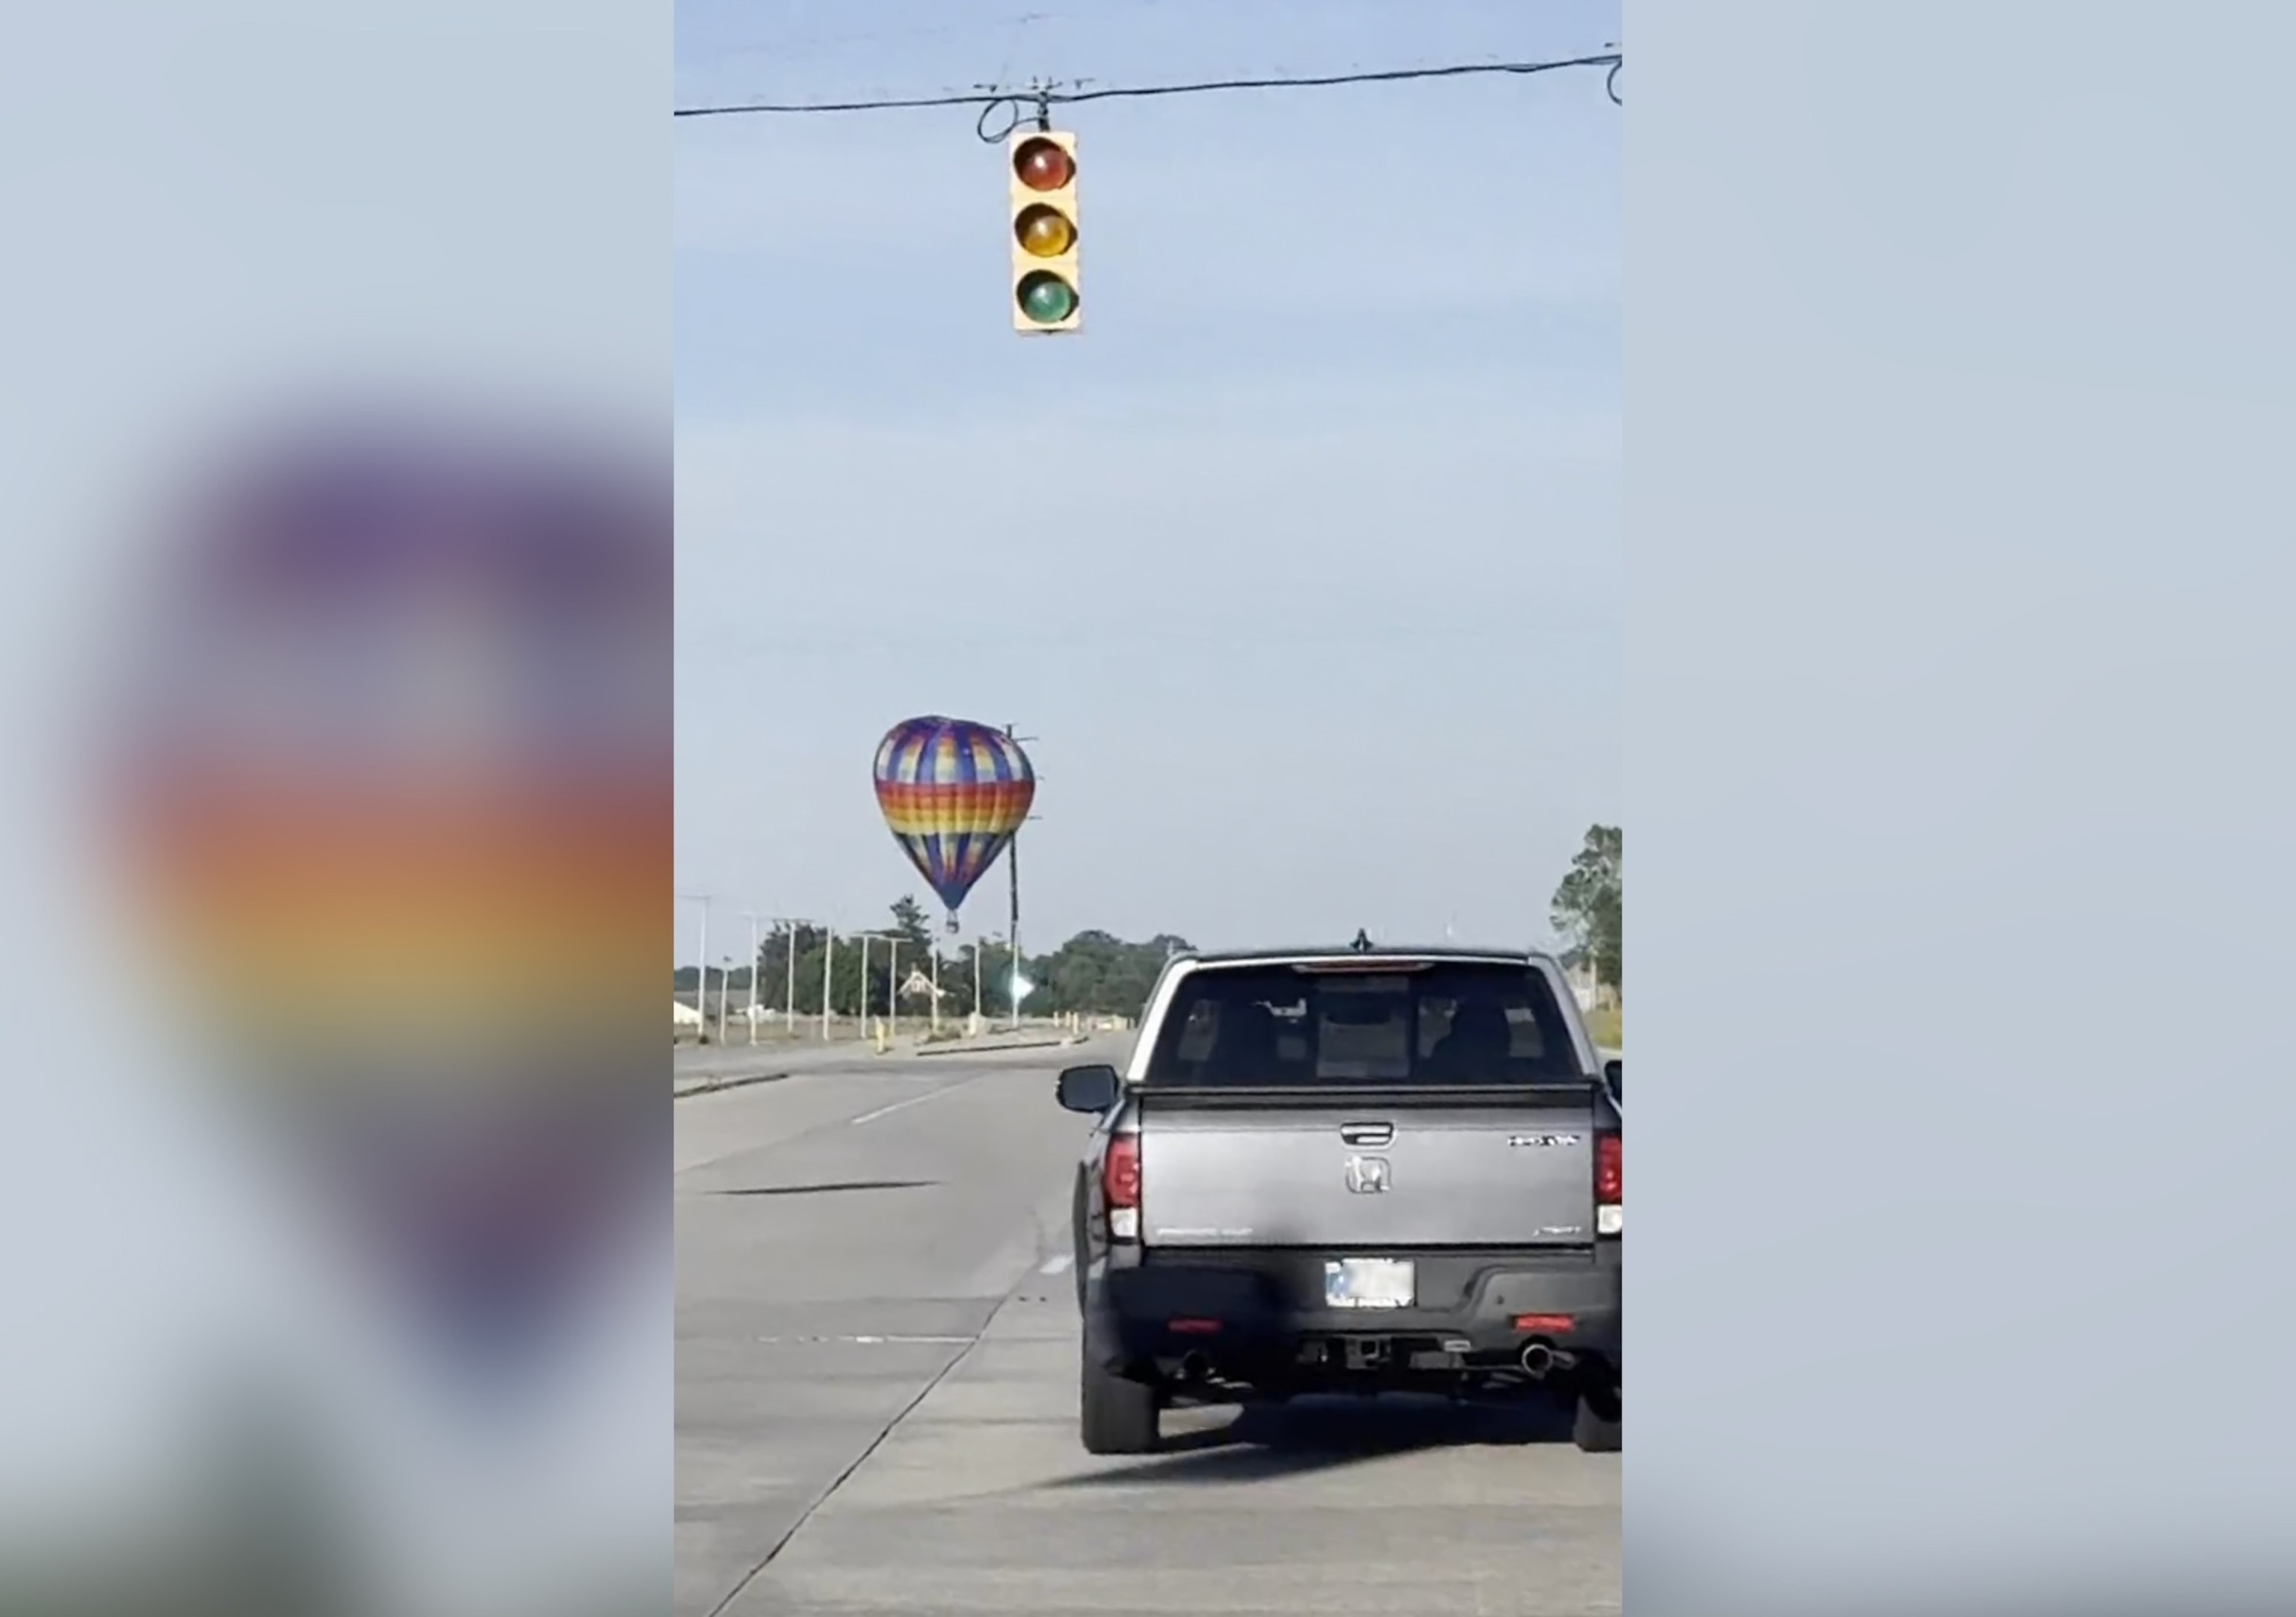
[674,0,1620,958]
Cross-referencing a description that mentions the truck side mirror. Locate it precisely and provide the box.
[1056,1063,1121,1115]
[1603,1059,1622,1101]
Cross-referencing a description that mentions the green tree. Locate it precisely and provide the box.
[715,908,1199,1024]
[749,923,825,1013]
[1550,824,1623,994]
[895,933,990,1021]
[907,935,1019,1021]
[888,895,933,951]
[739,901,939,1017]
[1022,929,1193,1018]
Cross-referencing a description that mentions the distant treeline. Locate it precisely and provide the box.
[673,896,1192,1020]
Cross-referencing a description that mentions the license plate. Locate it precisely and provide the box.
[1324,1257,1415,1310]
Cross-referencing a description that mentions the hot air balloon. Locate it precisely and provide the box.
[872,715,1036,931]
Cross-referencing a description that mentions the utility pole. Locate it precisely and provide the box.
[1005,721,1040,1032]
[857,933,874,1033]
[715,956,732,1046]
[972,937,983,1025]
[1007,836,1022,1031]
[929,944,941,1037]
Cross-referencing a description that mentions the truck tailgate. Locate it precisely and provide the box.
[1136,1086,1602,1249]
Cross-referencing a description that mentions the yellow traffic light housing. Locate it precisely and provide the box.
[1009,129,1079,333]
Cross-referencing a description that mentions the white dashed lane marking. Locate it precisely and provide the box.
[848,1086,962,1127]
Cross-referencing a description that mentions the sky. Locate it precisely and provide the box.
[673,0,1620,961]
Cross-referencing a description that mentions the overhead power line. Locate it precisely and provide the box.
[673,51,1623,133]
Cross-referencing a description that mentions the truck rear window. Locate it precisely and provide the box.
[1144,961,1585,1085]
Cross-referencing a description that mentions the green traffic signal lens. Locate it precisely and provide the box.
[1016,271,1077,325]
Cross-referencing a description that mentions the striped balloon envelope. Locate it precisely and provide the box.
[871,715,1035,930]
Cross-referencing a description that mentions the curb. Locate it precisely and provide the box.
[673,1070,794,1100]
[907,1036,1081,1059]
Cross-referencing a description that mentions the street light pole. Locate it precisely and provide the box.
[846,931,899,1045]
[743,912,762,1044]
[784,919,799,1039]
[676,892,712,1041]
[715,956,732,1046]
[886,937,901,1042]
[821,925,836,1040]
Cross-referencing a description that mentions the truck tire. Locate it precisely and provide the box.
[1574,1384,1622,1453]
[1080,1355,1161,1456]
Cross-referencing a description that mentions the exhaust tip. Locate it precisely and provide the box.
[1519,1342,1557,1377]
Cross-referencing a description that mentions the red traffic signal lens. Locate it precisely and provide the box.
[1016,271,1078,325]
[1013,203,1076,258]
[1012,137,1073,192]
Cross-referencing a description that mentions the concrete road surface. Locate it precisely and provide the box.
[676,1038,1621,1616]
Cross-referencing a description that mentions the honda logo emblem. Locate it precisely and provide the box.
[1345,1155,1390,1194]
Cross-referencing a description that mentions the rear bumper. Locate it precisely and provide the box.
[1085,1243,1620,1377]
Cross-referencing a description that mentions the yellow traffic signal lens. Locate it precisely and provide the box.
[1016,271,1078,325]
[1014,204,1076,258]
[1013,137,1074,192]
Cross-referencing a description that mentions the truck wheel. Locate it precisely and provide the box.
[1080,1355,1162,1456]
[1573,1384,1621,1453]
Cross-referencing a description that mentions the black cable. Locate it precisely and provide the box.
[977,96,1025,144]
[1054,53,1620,105]
[674,51,1623,125]
[677,89,992,117]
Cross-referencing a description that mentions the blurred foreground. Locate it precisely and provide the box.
[2,401,667,1617]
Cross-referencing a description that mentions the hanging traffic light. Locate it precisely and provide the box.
[1009,129,1079,333]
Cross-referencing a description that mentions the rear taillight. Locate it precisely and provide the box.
[1102,1133,1141,1242]
[1595,1133,1622,1236]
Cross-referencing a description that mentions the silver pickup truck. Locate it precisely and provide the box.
[1055,943,1622,1455]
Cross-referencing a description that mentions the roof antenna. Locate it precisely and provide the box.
[1351,928,1373,953]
